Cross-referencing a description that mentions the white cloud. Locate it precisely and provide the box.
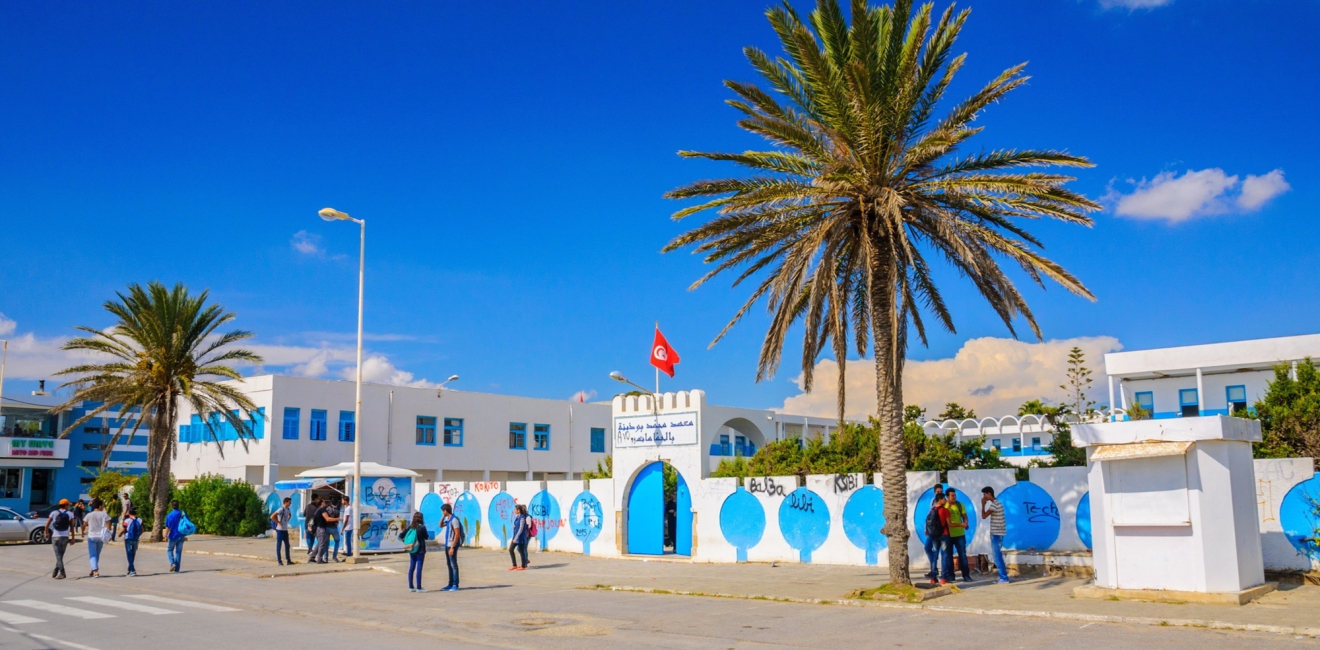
[570,389,598,403]
[780,336,1123,420]
[291,230,325,255]
[0,313,15,337]
[1100,0,1172,9]
[339,355,439,388]
[1109,168,1291,222]
[1237,170,1291,210]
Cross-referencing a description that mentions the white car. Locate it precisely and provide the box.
[0,507,49,544]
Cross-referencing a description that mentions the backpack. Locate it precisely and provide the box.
[124,517,143,540]
[453,518,465,547]
[177,512,197,537]
[527,517,538,538]
[402,528,419,553]
[925,506,945,539]
[51,510,72,532]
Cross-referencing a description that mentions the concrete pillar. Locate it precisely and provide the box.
[435,469,443,482]
[1196,367,1206,416]
[1108,375,1116,422]
[1291,361,1299,381]
[481,469,490,482]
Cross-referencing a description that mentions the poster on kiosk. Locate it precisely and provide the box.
[287,462,418,554]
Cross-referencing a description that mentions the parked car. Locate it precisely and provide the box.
[27,503,61,520]
[0,507,49,544]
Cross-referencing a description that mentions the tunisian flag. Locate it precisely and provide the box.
[650,326,682,378]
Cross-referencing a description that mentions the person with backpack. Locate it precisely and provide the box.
[944,488,973,583]
[314,499,342,563]
[923,489,948,585]
[84,499,110,578]
[270,497,293,566]
[441,503,462,591]
[120,506,143,576]
[402,511,429,593]
[981,486,1010,583]
[165,500,188,572]
[45,499,77,580]
[303,496,322,560]
[508,504,530,571]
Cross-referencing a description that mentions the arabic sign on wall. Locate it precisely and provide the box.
[613,411,699,448]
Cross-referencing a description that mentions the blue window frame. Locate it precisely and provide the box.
[1134,392,1154,412]
[1226,385,1248,413]
[510,423,526,449]
[719,434,731,456]
[444,418,463,446]
[735,435,747,456]
[1012,437,1022,453]
[338,411,355,442]
[991,438,1001,450]
[416,417,436,445]
[310,410,327,441]
[533,424,550,450]
[1031,437,1042,451]
[282,408,300,440]
[1179,388,1199,417]
[590,427,605,453]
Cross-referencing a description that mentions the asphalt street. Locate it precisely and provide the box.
[0,540,1314,650]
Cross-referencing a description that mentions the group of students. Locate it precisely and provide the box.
[922,485,1010,584]
[45,497,191,579]
[267,495,357,565]
[400,503,463,592]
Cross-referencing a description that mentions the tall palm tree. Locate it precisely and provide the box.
[664,0,1098,584]
[52,282,263,541]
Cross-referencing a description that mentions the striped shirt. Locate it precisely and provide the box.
[985,499,1006,535]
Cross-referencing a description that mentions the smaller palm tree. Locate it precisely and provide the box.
[52,282,263,541]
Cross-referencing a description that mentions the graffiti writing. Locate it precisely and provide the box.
[434,483,461,504]
[1021,500,1060,524]
[832,474,859,493]
[473,481,501,493]
[786,492,816,514]
[748,477,787,497]
[364,485,403,509]
[360,517,404,543]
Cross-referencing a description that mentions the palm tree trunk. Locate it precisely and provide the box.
[869,252,912,586]
[149,400,173,542]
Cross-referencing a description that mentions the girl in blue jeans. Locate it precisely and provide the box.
[403,512,429,592]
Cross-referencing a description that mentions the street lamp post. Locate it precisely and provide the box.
[319,207,368,564]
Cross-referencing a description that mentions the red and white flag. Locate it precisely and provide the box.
[650,326,681,378]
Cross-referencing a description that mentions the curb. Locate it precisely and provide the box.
[590,585,1320,638]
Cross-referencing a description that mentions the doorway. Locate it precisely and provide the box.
[29,469,53,508]
[626,461,691,556]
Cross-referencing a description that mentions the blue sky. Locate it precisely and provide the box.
[0,0,1315,416]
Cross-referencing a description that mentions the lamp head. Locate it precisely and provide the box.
[447,375,459,382]
[609,371,626,383]
[319,207,351,222]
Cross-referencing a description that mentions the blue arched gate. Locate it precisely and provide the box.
[626,462,691,556]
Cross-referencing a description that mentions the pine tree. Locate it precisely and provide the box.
[1060,347,1095,416]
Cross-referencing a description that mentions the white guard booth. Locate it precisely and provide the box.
[1072,416,1274,603]
[289,462,419,554]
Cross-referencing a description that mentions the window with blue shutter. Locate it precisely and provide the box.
[590,427,605,453]
[310,410,327,441]
[339,411,354,441]
[283,408,300,440]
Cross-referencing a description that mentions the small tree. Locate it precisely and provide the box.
[937,403,977,421]
[1244,360,1320,467]
[1060,347,1095,415]
[1019,399,1084,467]
[904,405,927,424]
[583,456,613,480]
[89,471,133,517]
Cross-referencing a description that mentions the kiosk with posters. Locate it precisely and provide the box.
[282,462,419,554]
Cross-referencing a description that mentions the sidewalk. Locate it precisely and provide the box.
[111,535,1320,636]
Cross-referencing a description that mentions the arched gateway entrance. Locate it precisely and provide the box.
[626,461,691,555]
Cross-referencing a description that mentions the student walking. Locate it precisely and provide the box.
[944,488,973,583]
[120,507,142,576]
[45,499,77,579]
[981,486,1010,583]
[441,503,462,591]
[73,500,87,535]
[924,490,948,585]
[271,497,294,566]
[165,500,186,572]
[84,499,110,578]
[303,497,322,560]
[339,496,355,559]
[508,504,530,571]
[402,512,429,593]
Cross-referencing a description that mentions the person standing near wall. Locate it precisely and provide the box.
[120,507,142,576]
[303,496,321,561]
[442,503,462,591]
[45,499,76,580]
[322,499,343,563]
[402,511,429,593]
[924,490,948,585]
[84,499,110,578]
[165,500,185,573]
[981,486,1009,584]
[944,488,973,583]
[271,497,293,566]
[339,496,355,560]
[508,504,530,571]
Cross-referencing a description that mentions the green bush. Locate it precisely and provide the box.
[177,474,227,524]
[89,471,133,518]
[128,472,177,531]
[175,474,269,536]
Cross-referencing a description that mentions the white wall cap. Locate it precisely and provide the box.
[1073,416,1262,447]
[1105,333,1320,377]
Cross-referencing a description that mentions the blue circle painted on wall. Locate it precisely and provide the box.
[453,491,480,547]
[419,492,444,538]
[999,481,1060,551]
[1280,477,1320,562]
[842,485,887,565]
[288,492,304,530]
[570,492,604,554]
[1076,492,1092,550]
[264,493,282,530]
[719,487,765,562]
[487,492,517,546]
[529,490,562,546]
[779,487,830,563]
[913,485,978,544]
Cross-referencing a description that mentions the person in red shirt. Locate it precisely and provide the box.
[935,495,955,584]
[923,489,948,584]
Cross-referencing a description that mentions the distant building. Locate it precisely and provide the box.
[0,393,148,515]
[1104,333,1320,419]
[921,414,1060,467]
